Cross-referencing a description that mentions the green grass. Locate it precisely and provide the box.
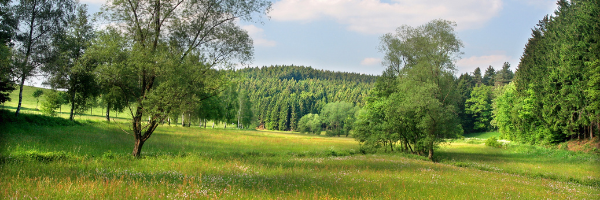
[437,140,600,187]
[3,85,133,121]
[464,131,501,139]
[1,115,599,199]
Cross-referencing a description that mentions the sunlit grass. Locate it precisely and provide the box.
[463,131,501,139]
[1,119,599,198]
[438,139,600,187]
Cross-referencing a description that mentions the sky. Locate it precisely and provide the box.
[31,0,560,87]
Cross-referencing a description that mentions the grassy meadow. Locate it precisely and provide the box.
[0,114,599,199]
[1,86,599,199]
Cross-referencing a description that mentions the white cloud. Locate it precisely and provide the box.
[241,25,277,47]
[270,0,503,34]
[456,54,516,74]
[360,57,381,66]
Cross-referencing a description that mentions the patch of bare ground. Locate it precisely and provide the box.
[562,137,600,153]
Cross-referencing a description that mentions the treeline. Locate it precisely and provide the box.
[235,65,375,131]
[493,0,600,144]
[457,63,514,134]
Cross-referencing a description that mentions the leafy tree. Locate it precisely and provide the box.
[237,90,253,129]
[0,44,14,104]
[40,90,63,116]
[100,0,270,157]
[320,101,357,137]
[12,0,76,116]
[298,113,321,134]
[220,81,239,129]
[466,85,494,132]
[88,29,132,122]
[456,73,476,133]
[43,5,98,120]
[357,19,463,160]
[0,0,17,104]
[32,89,43,109]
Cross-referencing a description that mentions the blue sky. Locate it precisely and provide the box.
[80,0,558,77]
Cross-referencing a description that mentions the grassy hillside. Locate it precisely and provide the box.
[1,114,598,199]
[3,85,133,121]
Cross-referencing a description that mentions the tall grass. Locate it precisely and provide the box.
[1,118,599,199]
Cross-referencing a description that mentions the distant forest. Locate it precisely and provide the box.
[235,65,376,131]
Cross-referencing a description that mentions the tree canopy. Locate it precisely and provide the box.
[355,19,463,160]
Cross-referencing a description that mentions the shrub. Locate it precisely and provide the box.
[485,136,503,148]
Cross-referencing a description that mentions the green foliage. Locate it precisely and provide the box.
[320,101,357,137]
[297,113,321,134]
[0,43,14,104]
[43,5,99,121]
[32,89,43,109]
[356,19,463,160]
[507,0,600,144]
[235,66,374,131]
[98,0,271,157]
[465,85,493,132]
[485,136,502,148]
[12,0,77,116]
[482,66,496,86]
[40,90,64,116]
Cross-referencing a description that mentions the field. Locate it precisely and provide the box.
[1,86,599,199]
[1,113,599,199]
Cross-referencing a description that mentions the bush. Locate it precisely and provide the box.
[485,136,503,148]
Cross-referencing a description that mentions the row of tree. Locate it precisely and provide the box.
[493,0,599,144]
[0,0,272,157]
[457,63,514,134]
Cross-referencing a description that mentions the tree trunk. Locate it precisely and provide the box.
[106,103,110,122]
[132,137,145,157]
[69,92,76,121]
[428,140,434,161]
[14,75,25,116]
[188,113,191,127]
[204,119,207,128]
[181,113,184,127]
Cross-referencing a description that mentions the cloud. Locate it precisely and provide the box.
[456,54,516,74]
[360,57,381,66]
[270,0,503,34]
[241,25,277,47]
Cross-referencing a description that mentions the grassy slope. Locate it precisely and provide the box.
[1,118,598,199]
[3,85,133,121]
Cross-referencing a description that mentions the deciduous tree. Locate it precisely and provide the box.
[101,0,270,157]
